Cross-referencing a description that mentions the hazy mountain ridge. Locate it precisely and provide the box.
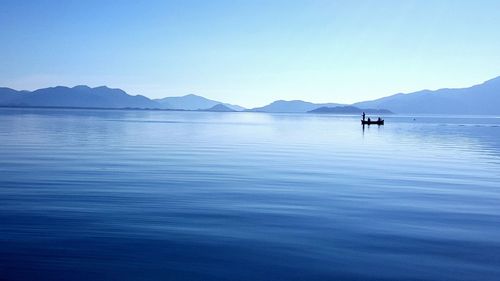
[0,87,29,104]
[308,106,392,114]
[0,85,158,108]
[353,76,500,114]
[155,94,245,111]
[248,100,344,113]
[203,103,236,112]
[0,87,245,111]
[1,76,499,114]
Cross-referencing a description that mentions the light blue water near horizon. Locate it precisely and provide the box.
[1,108,500,281]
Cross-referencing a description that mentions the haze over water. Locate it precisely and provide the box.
[1,108,500,281]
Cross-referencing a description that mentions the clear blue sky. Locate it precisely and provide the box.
[1,0,499,107]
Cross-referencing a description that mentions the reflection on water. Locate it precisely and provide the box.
[1,108,500,281]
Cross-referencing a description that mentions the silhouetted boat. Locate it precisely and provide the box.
[361,119,384,125]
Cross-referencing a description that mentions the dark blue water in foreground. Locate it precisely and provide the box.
[1,108,500,281]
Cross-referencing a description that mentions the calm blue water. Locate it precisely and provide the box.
[1,108,500,281]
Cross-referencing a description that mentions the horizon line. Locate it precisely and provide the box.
[1,74,498,109]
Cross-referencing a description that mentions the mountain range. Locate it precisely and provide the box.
[353,76,500,114]
[0,85,157,108]
[308,106,392,114]
[155,94,244,111]
[203,104,236,112]
[0,86,243,111]
[1,76,499,114]
[248,100,344,113]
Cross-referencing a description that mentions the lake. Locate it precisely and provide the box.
[1,108,499,281]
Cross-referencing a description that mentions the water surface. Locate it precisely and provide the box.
[1,108,500,280]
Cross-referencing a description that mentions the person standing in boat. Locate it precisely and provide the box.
[362,112,366,121]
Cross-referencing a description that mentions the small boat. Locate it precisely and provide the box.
[361,119,384,125]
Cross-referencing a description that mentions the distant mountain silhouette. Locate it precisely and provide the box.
[0,87,247,111]
[353,76,500,114]
[2,76,499,114]
[309,106,392,114]
[249,100,344,113]
[0,86,158,108]
[0,87,27,104]
[203,103,236,112]
[155,94,245,111]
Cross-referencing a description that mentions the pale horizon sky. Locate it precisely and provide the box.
[1,0,500,108]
